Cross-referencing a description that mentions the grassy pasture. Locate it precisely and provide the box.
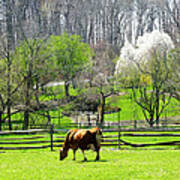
[106,89,180,122]
[1,129,180,179]
[0,149,180,180]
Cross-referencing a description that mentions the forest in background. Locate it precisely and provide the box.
[0,0,179,131]
[0,0,180,47]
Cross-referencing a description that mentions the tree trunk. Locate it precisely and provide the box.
[6,0,15,50]
[23,110,29,130]
[23,79,31,130]
[47,111,51,124]
[0,111,2,131]
[87,113,91,126]
[7,53,12,131]
[6,0,14,131]
[149,111,154,128]
[149,117,154,128]
[65,81,70,97]
[98,92,106,125]
[7,105,12,130]
[155,88,160,127]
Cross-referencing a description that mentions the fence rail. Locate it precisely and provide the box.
[0,129,49,135]
[1,126,180,151]
[1,117,180,131]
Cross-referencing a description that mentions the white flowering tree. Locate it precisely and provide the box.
[115,30,175,127]
[115,30,174,74]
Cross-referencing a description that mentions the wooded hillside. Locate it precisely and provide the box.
[0,0,180,47]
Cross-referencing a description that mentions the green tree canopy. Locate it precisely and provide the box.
[49,33,93,96]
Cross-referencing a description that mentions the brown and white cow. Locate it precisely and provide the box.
[60,127,102,161]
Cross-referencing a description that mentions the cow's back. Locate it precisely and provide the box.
[65,128,102,151]
[74,129,99,150]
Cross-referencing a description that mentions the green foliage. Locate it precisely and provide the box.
[140,74,152,86]
[14,38,53,83]
[49,33,93,82]
[168,48,180,99]
[0,52,22,107]
[115,60,140,88]
[0,35,179,129]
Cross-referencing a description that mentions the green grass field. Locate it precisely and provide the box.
[106,90,180,122]
[0,149,180,180]
[1,125,180,180]
[1,85,180,179]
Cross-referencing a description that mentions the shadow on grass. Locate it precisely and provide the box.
[77,159,108,163]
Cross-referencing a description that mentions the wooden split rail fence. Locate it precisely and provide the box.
[1,126,180,151]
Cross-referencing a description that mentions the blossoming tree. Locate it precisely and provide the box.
[115,30,175,127]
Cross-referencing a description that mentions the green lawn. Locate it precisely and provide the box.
[106,90,180,122]
[39,85,180,123]
[0,149,180,180]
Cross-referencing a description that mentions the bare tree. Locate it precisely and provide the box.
[115,30,175,127]
[85,41,118,124]
[0,0,16,130]
[0,35,25,130]
[132,51,173,127]
[9,1,55,129]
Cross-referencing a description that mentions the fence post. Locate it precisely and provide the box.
[87,113,91,127]
[50,124,54,151]
[58,110,61,128]
[134,120,137,129]
[118,110,121,150]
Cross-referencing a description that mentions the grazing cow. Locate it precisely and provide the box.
[60,127,102,161]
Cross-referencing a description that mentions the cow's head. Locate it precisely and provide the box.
[60,148,68,160]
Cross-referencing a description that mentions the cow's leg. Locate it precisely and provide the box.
[81,150,87,161]
[73,149,77,160]
[93,142,100,161]
[95,149,100,161]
